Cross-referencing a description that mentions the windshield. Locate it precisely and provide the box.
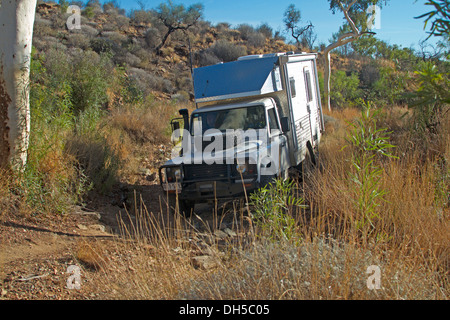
[191,105,266,135]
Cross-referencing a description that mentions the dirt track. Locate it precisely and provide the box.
[0,175,244,299]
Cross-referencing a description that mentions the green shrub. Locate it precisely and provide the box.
[25,50,91,214]
[90,38,115,55]
[130,9,155,25]
[250,179,305,243]
[410,61,450,133]
[247,32,266,48]
[344,103,397,240]
[26,46,126,213]
[70,51,114,113]
[330,70,362,108]
[367,66,409,107]
[145,27,162,49]
[82,6,95,19]
[257,23,273,39]
[194,50,221,67]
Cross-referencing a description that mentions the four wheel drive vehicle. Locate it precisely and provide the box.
[159,52,324,214]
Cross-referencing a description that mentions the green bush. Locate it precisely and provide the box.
[70,51,114,113]
[257,23,273,39]
[25,46,126,214]
[26,50,91,214]
[250,179,305,243]
[367,67,409,107]
[344,103,397,239]
[410,61,450,133]
[247,32,266,48]
[330,70,362,108]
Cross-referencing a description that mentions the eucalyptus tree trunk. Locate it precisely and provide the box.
[0,0,37,170]
[321,0,375,111]
[322,35,357,111]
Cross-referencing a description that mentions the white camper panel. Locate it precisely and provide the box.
[192,52,324,167]
[282,55,322,154]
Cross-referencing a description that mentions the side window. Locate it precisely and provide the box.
[289,77,296,98]
[268,108,280,134]
[304,69,313,103]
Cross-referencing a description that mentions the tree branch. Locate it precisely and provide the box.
[291,22,314,44]
[337,0,360,34]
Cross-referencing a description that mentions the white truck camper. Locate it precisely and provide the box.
[159,52,324,214]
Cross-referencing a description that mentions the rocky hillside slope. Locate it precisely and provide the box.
[33,1,299,102]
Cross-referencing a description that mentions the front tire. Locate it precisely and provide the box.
[300,142,318,181]
[168,194,195,216]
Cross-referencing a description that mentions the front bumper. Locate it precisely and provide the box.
[180,180,259,201]
[159,163,259,202]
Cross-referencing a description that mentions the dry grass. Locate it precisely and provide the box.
[74,106,448,300]
[75,240,110,271]
[105,101,194,182]
[93,202,209,299]
[0,169,16,219]
[108,102,183,146]
[301,106,449,298]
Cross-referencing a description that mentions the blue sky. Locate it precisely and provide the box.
[107,0,437,49]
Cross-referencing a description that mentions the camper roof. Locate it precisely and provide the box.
[193,55,283,103]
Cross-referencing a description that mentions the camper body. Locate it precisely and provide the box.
[159,52,324,213]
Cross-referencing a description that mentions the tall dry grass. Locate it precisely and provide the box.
[301,106,449,298]
[105,101,194,182]
[80,106,448,300]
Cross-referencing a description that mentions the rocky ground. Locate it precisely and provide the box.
[0,172,249,300]
[0,198,120,299]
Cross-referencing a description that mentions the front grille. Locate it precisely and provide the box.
[184,164,229,181]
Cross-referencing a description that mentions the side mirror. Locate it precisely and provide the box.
[171,118,182,133]
[281,117,290,133]
[172,121,180,132]
[179,109,190,132]
[170,118,183,145]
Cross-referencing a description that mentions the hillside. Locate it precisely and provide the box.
[0,1,448,301]
[33,1,298,101]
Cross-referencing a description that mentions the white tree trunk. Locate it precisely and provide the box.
[320,0,369,111]
[0,0,37,170]
[323,50,332,112]
[322,36,356,112]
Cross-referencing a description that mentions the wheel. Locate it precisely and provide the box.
[299,142,318,182]
[260,174,277,187]
[179,199,195,216]
[279,168,290,181]
[306,141,317,167]
[167,194,195,216]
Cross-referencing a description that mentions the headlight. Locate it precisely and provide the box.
[166,167,182,182]
[174,168,182,180]
[236,163,248,174]
[236,162,256,175]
